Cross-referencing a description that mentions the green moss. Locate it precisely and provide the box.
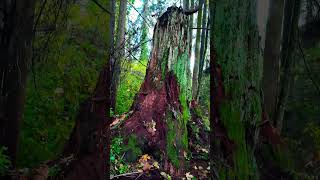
[166,115,180,167]
[123,135,142,162]
[213,0,262,178]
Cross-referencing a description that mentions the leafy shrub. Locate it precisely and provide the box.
[110,137,130,175]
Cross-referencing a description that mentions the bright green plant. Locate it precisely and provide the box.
[110,137,130,175]
[116,62,146,114]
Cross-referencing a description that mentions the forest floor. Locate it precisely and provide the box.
[110,107,210,180]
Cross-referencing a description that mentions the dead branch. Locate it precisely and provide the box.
[110,171,142,179]
[91,0,112,15]
[183,0,204,15]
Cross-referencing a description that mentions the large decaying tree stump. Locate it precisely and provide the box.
[116,6,192,177]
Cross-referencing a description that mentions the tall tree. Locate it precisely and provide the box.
[274,0,302,132]
[0,0,36,167]
[139,0,149,62]
[262,0,285,127]
[192,0,204,99]
[111,0,128,112]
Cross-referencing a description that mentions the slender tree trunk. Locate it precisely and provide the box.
[139,0,149,62]
[115,7,192,177]
[192,0,204,99]
[188,0,194,57]
[0,0,36,167]
[262,0,285,126]
[110,0,127,112]
[196,0,208,100]
[274,0,302,133]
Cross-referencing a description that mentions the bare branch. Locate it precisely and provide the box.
[183,0,204,15]
[127,1,153,28]
[91,0,112,15]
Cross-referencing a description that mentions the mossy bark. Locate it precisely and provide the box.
[210,0,303,179]
[118,7,191,177]
[210,0,262,179]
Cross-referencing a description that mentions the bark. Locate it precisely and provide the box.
[188,0,194,56]
[210,0,263,178]
[305,0,314,24]
[196,0,208,100]
[111,0,127,112]
[262,0,285,126]
[115,7,191,177]
[210,0,303,178]
[191,0,204,99]
[274,0,302,133]
[0,0,36,167]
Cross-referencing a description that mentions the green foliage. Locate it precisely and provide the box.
[48,165,61,177]
[19,2,108,167]
[116,62,146,114]
[110,137,130,175]
[0,146,11,176]
[123,135,142,162]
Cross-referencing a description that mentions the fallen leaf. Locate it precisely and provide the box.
[185,172,194,180]
[139,154,151,163]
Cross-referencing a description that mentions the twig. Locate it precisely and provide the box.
[111,171,142,179]
[91,0,112,15]
[127,1,153,28]
[135,173,143,180]
[183,0,204,15]
[191,27,210,30]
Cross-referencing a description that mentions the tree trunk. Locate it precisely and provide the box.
[274,0,302,133]
[210,0,303,178]
[210,0,263,178]
[191,0,204,99]
[115,7,191,177]
[139,0,149,62]
[111,0,127,112]
[188,0,194,56]
[0,0,36,167]
[57,1,114,179]
[196,0,208,100]
[262,0,285,127]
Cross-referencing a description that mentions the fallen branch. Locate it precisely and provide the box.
[110,171,142,179]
